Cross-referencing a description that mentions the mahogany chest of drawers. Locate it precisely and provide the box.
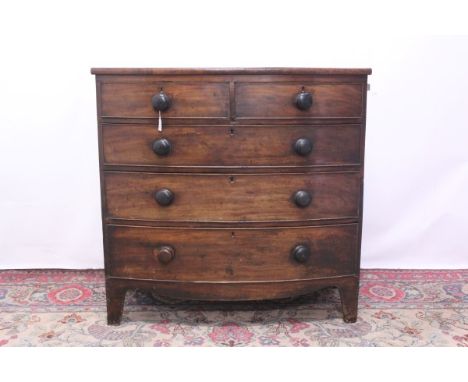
[91,67,372,325]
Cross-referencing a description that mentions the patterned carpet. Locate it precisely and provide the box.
[0,269,466,346]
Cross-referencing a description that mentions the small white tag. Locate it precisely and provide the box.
[158,111,163,132]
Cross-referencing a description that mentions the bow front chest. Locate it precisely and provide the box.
[91,67,371,325]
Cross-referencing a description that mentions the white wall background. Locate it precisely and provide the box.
[0,0,467,269]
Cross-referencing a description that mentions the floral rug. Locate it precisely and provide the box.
[0,269,466,346]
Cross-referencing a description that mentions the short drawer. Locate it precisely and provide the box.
[100,82,229,119]
[108,224,358,281]
[102,124,361,167]
[104,172,360,223]
[235,83,363,119]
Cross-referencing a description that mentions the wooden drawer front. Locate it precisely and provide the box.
[105,172,360,222]
[102,124,361,167]
[108,224,358,281]
[235,83,363,119]
[100,82,229,119]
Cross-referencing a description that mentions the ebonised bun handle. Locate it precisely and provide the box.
[152,90,171,112]
[294,138,313,156]
[152,138,172,156]
[155,188,174,206]
[154,245,175,264]
[295,89,313,111]
[293,190,312,208]
[292,244,310,263]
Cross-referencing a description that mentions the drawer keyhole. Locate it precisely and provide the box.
[229,176,235,183]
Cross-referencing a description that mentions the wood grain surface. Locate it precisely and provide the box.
[104,171,361,222]
[102,124,361,167]
[108,224,358,281]
[235,83,363,118]
[101,82,229,118]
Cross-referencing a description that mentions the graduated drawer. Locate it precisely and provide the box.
[104,172,360,223]
[100,82,229,119]
[102,124,361,167]
[108,224,358,281]
[235,82,364,119]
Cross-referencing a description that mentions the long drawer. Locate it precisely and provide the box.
[104,172,360,223]
[102,124,361,167]
[108,224,358,281]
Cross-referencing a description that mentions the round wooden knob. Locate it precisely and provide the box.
[294,138,313,156]
[152,90,171,112]
[154,188,174,206]
[154,245,175,264]
[292,244,310,263]
[152,138,171,156]
[293,190,312,208]
[295,89,313,111]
